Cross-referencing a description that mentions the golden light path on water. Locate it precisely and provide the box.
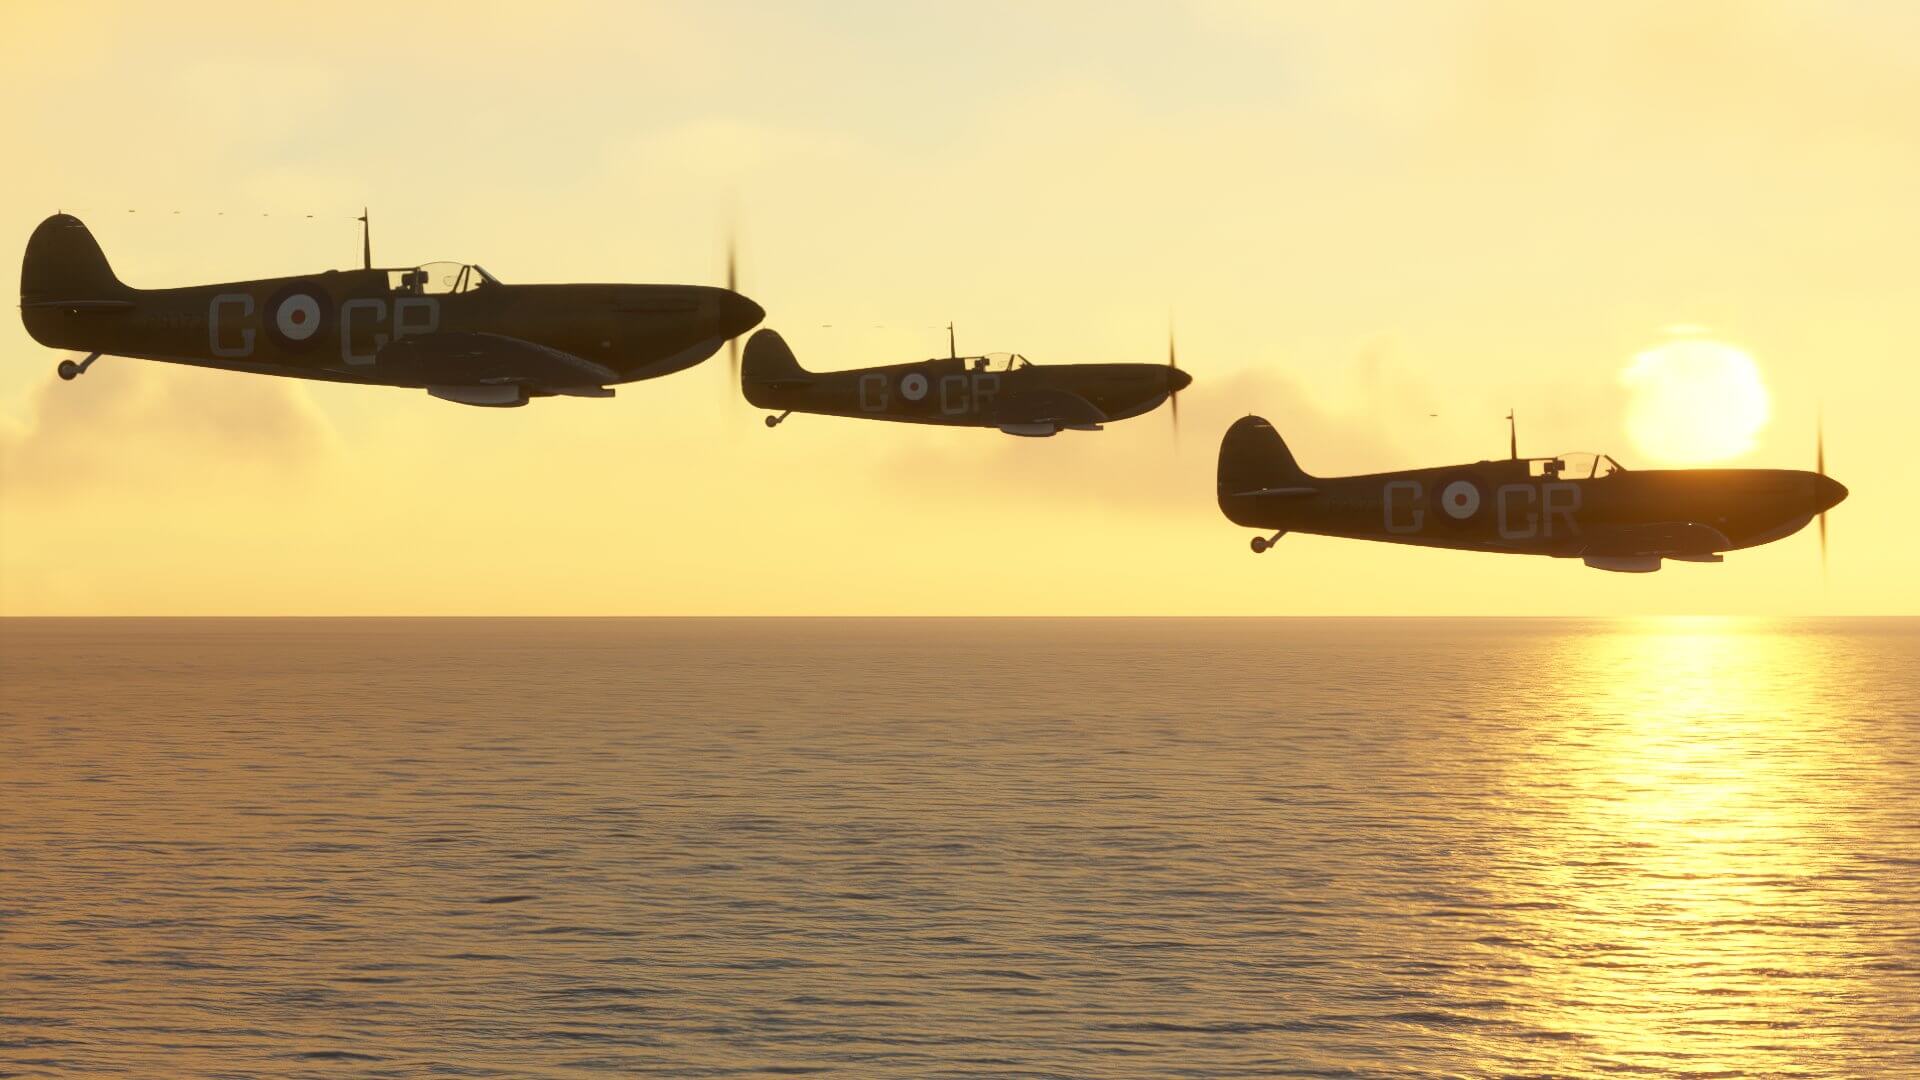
[1488,618,1892,1073]
[2,618,1915,1077]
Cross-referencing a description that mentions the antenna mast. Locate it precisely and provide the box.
[1506,409,1517,460]
[359,207,372,270]
[947,322,956,360]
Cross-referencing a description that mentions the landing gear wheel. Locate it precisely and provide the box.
[765,414,781,428]
[1250,536,1269,554]
[57,359,80,381]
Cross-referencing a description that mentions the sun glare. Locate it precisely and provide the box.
[1621,335,1771,465]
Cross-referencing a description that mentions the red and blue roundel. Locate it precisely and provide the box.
[264,281,332,351]
[900,372,930,401]
[1431,474,1486,527]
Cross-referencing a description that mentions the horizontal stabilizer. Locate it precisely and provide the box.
[20,298,135,311]
[1230,485,1320,498]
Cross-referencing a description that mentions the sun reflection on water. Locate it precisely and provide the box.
[1489,617,1883,1074]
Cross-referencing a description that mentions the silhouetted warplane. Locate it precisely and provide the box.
[19,213,763,407]
[742,325,1190,437]
[1219,412,1846,572]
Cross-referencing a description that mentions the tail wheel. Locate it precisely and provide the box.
[1250,536,1269,554]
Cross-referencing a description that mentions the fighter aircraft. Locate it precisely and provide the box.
[1218,412,1846,572]
[19,212,763,407]
[742,325,1191,436]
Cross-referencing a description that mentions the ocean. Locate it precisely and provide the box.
[2,617,1917,1077]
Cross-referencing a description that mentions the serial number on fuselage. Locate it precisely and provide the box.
[857,371,1001,416]
[205,291,441,366]
[1382,478,1584,541]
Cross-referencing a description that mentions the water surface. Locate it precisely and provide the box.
[3,618,1917,1077]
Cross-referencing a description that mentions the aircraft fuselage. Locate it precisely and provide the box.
[1221,461,1842,557]
[747,357,1180,427]
[23,273,759,388]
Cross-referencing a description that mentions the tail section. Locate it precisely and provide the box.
[1218,415,1315,528]
[21,214,127,304]
[1219,415,1310,492]
[740,328,812,407]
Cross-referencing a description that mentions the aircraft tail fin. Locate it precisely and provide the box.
[741,329,813,404]
[1219,415,1311,494]
[21,214,128,304]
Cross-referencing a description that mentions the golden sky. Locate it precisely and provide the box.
[2,1,1914,615]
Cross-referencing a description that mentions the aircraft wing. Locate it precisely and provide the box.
[374,332,619,389]
[990,389,1108,430]
[1580,522,1732,558]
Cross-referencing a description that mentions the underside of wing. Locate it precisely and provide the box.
[990,389,1107,435]
[1580,522,1732,571]
[375,332,620,391]
[1582,522,1733,558]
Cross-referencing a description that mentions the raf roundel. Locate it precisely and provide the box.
[1441,479,1482,520]
[1429,474,1487,528]
[263,281,333,351]
[900,372,929,401]
[276,294,321,341]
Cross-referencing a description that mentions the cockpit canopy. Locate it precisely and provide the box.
[1528,452,1624,479]
[959,351,1031,372]
[390,261,498,296]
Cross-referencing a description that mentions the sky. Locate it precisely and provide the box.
[1,0,1914,615]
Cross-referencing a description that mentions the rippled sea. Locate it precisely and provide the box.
[3,618,1918,1078]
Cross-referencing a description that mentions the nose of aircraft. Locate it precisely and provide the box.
[1167,366,1193,393]
[719,290,765,336]
[1816,473,1848,512]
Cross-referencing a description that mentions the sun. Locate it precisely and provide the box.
[1620,334,1771,465]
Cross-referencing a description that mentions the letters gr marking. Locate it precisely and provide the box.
[1380,478,1582,539]
[206,293,441,364]
[857,371,1003,416]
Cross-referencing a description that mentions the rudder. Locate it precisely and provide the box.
[1218,415,1309,495]
[21,214,125,303]
[740,329,811,407]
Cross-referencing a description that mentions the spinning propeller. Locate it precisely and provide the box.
[1167,325,1183,436]
[726,229,741,388]
[1817,412,1829,572]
